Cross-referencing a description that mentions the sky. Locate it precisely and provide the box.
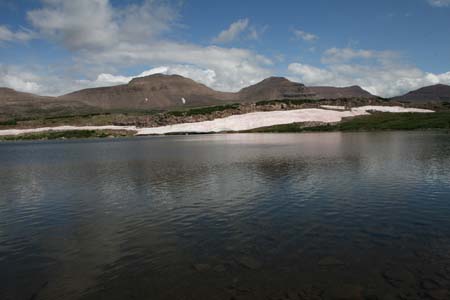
[0,0,449,97]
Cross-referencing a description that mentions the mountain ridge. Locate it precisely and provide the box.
[392,84,450,103]
[7,74,447,116]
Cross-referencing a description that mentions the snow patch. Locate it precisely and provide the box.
[321,105,346,110]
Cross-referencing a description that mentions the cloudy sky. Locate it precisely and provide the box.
[0,0,449,97]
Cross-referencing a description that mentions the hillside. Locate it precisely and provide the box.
[392,84,450,103]
[309,85,375,99]
[59,74,236,110]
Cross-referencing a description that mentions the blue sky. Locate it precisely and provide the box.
[0,0,449,97]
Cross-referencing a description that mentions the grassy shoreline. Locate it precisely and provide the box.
[245,112,450,133]
[0,130,136,142]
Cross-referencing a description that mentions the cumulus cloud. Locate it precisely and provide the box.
[16,1,272,94]
[0,25,34,42]
[0,65,96,96]
[293,29,318,42]
[27,0,176,51]
[0,66,41,93]
[288,47,450,97]
[428,0,450,7]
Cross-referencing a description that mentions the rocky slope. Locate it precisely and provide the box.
[309,85,375,99]
[236,77,316,101]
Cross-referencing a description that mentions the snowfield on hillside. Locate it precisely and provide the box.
[136,106,434,135]
[0,106,434,137]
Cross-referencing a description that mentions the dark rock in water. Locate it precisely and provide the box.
[318,256,345,266]
[193,263,211,272]
[236,256,262,269]
[427,289,450,300]
[213,264,227,273]
[323,284,363,300]
[382,268,416,288]
[298,286,323,300]
[421,278,440,290]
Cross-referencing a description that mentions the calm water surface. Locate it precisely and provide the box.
[1,132,450,300]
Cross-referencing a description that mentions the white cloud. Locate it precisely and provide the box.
[428,0,450,7]
[18,1,272,94]
[212,18,249,44]
[288,47,450,97]
[248,25,268,41]
[293,29,318,42]
[27,0,176,51]
[0,65,42,93]
[322,47,398,64]
[0,25,34,42]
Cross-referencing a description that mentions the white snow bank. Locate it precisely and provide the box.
[137,106,433,135]
[137,109,363,135]
[0,106,434,137]
[321,105,346,110]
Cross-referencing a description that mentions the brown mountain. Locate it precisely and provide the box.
[59,74,236,110]
[392,84,450,103]
[236,77,315,101]
[308,85,375,99]
[0,88,95,120]
[1,75,379,120]
[0,87,52,104]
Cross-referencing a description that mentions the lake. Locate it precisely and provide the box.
[1,132,450,300]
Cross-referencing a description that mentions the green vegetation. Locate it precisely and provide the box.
[0,109,164,129]
[0,120,17,126]
[255,99,316,106]
[247,112,450,133]
[0,130,135,141]
[167,103,240,117]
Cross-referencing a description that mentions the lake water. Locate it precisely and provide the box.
[1,132,450,300]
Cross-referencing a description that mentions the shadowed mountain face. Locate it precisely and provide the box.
[392,84,450,103]
[308,86,375,99]
[1,74,379,117]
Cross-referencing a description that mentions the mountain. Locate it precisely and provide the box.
[236,77,315,101]
[308,85,375,99]
[1,75,379,119]
[0,87,95,120]
[0,87,52,104]
[59,74,236,110]
[392,84,450,103]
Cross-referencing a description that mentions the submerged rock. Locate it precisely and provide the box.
[236,256,262,270]
[318,257,345,266]
[382,268,416,288]
[213,264,227,273]
[323,284,363,300]
[427,289,450,300]
[193,263,211,272]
